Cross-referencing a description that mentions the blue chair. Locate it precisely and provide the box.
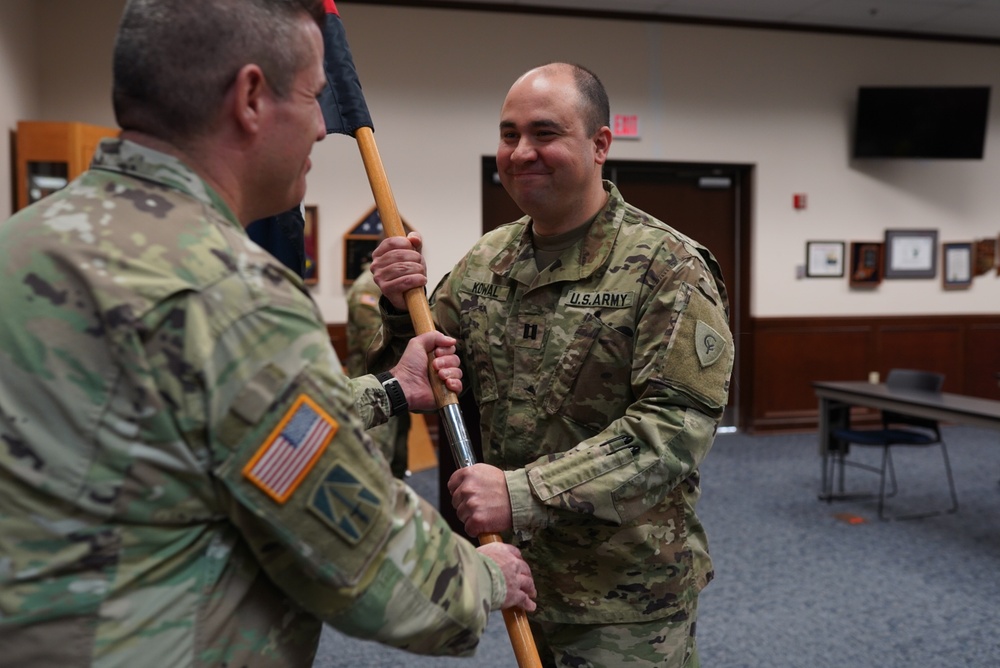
[828,369,958,520]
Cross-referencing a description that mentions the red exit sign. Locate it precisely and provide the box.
[613,114,640,139]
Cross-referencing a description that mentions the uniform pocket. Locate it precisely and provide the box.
[217,371,394,589]
[461,306,499,405]
[658,283,733,413]
[543,312,633,430]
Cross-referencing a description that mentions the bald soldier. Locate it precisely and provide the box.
[0,1,534,666]
[370,62,734,667]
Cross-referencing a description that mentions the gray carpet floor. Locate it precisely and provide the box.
[313,425,1000,667]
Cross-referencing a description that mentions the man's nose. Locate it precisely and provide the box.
[314,101,327,142]
[510,138,536,162]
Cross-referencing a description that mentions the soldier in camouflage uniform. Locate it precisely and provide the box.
[346,261,410,479]
[371,63,734,667]
[0,1,536,666]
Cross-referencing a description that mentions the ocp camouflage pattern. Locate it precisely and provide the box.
[0,138,504,666]
[346,265,410,478]
[375,181,734,624]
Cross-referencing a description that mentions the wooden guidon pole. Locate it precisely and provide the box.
[354,127,542,668]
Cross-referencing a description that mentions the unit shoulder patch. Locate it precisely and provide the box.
[695,319,726,368]
[307,463,382,545]
[242,394,338,503]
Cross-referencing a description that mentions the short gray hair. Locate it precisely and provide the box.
[112,0,324,141]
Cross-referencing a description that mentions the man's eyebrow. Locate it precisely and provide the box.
[499,119,564,131]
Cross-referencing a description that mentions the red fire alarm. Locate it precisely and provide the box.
[793,193,807,210]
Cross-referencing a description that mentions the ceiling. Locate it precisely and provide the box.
[425,0,1000,42]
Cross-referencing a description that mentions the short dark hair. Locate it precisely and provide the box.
[568,64,610,136]
[112,0,324,142]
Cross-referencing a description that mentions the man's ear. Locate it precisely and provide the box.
[593,126,612,165]
[232,64,268,135]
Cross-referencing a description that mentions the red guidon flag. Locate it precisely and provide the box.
[319,0,373,137]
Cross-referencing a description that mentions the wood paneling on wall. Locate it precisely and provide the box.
[327,323,347,362]
[329,315,1000,436]
[966,322,1000,398]
[750,315,1000,433]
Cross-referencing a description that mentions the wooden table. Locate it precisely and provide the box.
[813,380,1000,499]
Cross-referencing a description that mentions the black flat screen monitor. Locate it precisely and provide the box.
[852,86,990,159]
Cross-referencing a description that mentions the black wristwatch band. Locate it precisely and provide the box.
[375,371,408,417]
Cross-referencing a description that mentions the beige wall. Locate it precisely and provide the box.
[0,0,39,217]
[4,2,999,322]
[37,0,123,127]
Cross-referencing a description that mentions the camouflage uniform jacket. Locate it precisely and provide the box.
[345,264,383,378]
[0,138,504,667]
[346,265,409,478]
[377,181,734,624]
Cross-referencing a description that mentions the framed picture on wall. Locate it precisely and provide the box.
[974,237,996,276]
[806,241,845,278]
[848,241,883,288]
[942,242,973,289]
[884,229,938,279]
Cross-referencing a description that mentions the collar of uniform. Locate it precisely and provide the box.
[488,180,624,285]
[90,138,242,230]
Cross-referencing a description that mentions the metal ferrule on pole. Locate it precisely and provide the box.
[438,403,477,469]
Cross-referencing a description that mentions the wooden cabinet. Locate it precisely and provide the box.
[15,120,119,211]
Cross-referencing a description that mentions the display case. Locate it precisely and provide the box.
[342,206,412,286]
[15,120,119,211]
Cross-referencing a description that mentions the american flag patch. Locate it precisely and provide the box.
[359,294,378,308]
[243,395,338,504]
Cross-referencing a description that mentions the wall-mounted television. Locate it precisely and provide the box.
[852,86,990,159]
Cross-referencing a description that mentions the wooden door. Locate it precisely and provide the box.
[606,161,750,429]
